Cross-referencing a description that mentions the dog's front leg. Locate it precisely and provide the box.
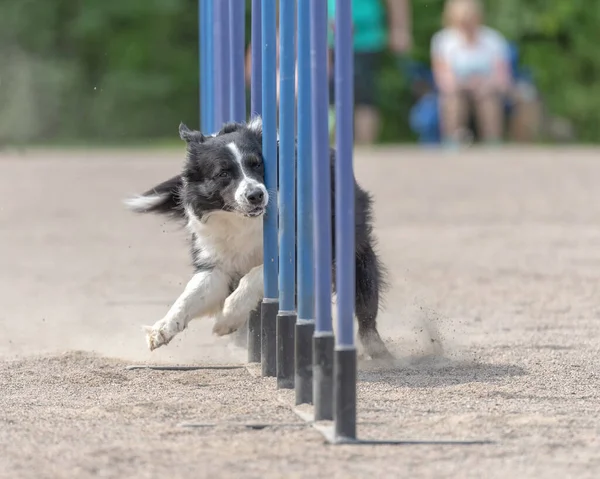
[213,265,264,336]
[145,270,229,351]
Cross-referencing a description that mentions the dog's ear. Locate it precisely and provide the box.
[246,116,263,141]
[217,122,244,136]
[214,117,263,141]
[179,123,205,143]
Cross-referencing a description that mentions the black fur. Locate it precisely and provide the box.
[136,175,185,218]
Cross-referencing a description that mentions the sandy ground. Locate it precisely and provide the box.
[1,145,599,478]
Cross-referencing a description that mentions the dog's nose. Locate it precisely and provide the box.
[246,188,265,205]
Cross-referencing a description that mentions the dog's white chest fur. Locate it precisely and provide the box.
[187,210,263,275]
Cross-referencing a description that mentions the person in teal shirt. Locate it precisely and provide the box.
[328,0,412,144]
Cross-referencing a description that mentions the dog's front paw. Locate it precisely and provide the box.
[143,321,173,351]
[212,311,247,337]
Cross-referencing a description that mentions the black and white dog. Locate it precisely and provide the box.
[125,117,391,359]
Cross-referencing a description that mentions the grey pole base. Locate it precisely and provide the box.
[276,312,296,389]
[247,307,261,363]
[313,333,334,421]
[294,321,314,405]
[334,347,357,440]
[261,300,279,377]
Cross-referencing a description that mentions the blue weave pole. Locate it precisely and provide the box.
[276,0,297,390]
[250,0,262,118]
[229,0,246,123]
[204,0,215,133]
[334,0,355,350]
[333,0,357,440]
[213,0,223,127]
[294,0,315,406]
[260,0,279,378]
[247,0,263,364]
[214,0,231,126]
[199,0,207,131]
[310,0,334,421]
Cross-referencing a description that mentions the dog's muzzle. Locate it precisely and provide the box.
[235,181,268,217]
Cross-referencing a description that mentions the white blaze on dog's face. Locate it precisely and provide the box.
[178,121,269,219]
[227,142,268,217]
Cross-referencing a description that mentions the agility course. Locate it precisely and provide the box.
[199,0,361,441]
[2,1,600,477]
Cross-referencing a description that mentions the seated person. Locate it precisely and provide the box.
[431,0,539,146]
[327,0,412,145]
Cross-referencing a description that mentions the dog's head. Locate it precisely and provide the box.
[178,117,268,220]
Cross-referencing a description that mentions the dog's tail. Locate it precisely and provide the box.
[123,175,185,219]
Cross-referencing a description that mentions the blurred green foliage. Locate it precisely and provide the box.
[0,0,598,144]
[0,0,200,143]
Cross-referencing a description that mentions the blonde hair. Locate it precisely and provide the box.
[443,0,484,28]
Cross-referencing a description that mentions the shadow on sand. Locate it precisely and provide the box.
[358,353,527,388]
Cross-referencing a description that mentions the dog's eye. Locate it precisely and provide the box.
[218,171,230,178]
[248,157,262,169]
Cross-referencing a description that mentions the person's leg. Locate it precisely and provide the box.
[472,90,504,143]
[508,82,542,142]
[353,51,382,145]
[354,107,380,144]
[328,50,336,143]
[439,90,470,144]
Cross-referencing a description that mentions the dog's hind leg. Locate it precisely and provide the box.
[355,242,393,360]
[144,269,230,351]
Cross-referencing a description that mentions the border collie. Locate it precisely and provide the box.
[125,118,391,359]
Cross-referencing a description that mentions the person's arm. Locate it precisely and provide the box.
[386,0,412,53]
[432,57,458,94]
[490,38,512,93]
[431,32,458,94]
[245,44,252,86]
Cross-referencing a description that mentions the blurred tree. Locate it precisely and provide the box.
[0,0,199,143]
